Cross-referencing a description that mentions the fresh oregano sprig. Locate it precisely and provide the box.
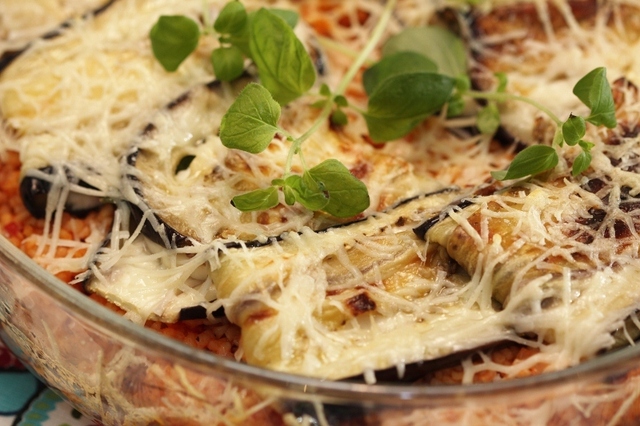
[151,1,617,218]
[371,25,617,179]
[471,67,617,180]
[149,1,304,92]
[219,0,405,217]
[149,3,370,217]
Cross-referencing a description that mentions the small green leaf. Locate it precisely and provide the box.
[249,8,316,105]
[268,9,299,28]
[561,114,586,146]
[283,184,297,205]
[572,149,592,176]
[495,72,508,93]
[214,1,247,34]
[382,26,467,78]
[492,145,559,180]
[334,95,348,107]
[446,93,465,118]
[307,159,369,217]
[232,186,279,211]
[150,15,200,72]
[364,72,455,142]
[330,108,348,126]
[319,83,331,97]
[455,75,471,93]
[362,51,437,96]
[477,103,500,135]
[284,174,329,211]
[572,67,617,129]
[311,99,328,109]
[220,83,281,153]
[210,46,245,81]
[578,139,595,151]
[223,22,250,57]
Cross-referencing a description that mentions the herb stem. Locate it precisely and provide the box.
[466,90,563,126]
[316,36,376,67]
[201,0,215,35]
[335,0,397,97]
[283,0,398,175]
[284,100,333,175]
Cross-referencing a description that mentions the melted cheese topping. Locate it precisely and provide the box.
[469,0,640,145]
[3,0,640,397]
[0,0,108,56]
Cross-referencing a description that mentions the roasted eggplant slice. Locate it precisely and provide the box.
[84,189,462,325]
[1,0,220,222]
[84,231,219,324]
[208,188,524,381]
[123,83,442,247]
[463,0,640,146]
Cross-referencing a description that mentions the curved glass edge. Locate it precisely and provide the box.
[0,232,639,403]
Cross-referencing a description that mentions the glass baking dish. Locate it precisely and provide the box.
[1,232,639,425]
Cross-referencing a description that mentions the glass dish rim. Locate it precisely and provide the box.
[2,232,638,403]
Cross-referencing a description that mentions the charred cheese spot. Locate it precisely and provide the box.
[345,292,377,316]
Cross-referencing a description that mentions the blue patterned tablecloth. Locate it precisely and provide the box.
[0,339,98,426]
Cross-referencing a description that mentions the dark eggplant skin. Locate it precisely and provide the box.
[20,166,104,219]
[412,182,501,240]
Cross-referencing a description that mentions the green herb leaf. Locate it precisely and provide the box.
[211,46,245,81]
[307,159,369,217]
[364,72,455,142]
[311,99,328,109]
[249,8,316,105]
[578,139,595,151]
[495,72,508,93]
[446,93,465,118]
[492,145,559,180]
[319,83,331,97]
[382,26,467,78]
[330,108,348,126]
[561,114,586,146]
[334,95,348,107]
[477,103,500,135]
[572,149,592,176]
[220,83,281,153]
[455,75,471,93]
[284,174,329,211]
[362,51,437,96]
[214,1,247,34]
[150,15,200,72]
[232,186,279,211]
[283,184,297,205]
[572,67,617,129]
[268,8,299,28]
